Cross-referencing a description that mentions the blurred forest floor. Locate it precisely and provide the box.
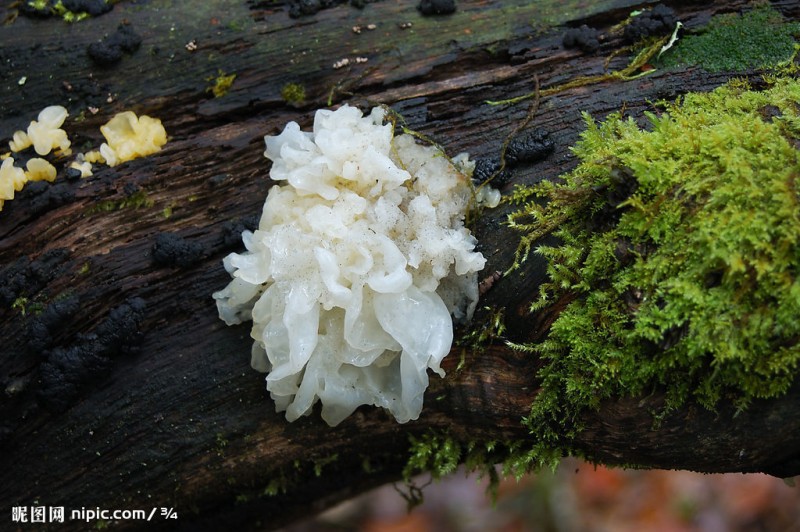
[283,459,800,532]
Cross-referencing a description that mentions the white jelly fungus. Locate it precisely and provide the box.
[99,111,167,167]
[214,105,487,426]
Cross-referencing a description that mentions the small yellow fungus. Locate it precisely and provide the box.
[10,105,72,156]
[0,158,28,209]
[9,131,31,153]
[99,111,167,167]
[83,150,105,164]
[25,158,57,182]
[68,159,93,178]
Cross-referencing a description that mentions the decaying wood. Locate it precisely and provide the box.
[1,0,799,529]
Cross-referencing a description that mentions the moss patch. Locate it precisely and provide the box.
[87,189,153,214]
[208,71,237,98]
[280,82,306,106]
[508,77,800,451]
[658,6,800,72]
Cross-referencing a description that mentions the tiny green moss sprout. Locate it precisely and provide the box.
[658,5,800,72]
[208,71,237,98]
[509,77,800,450]
[312,454,338,477]
[12,297,29,315]
[460,307,507,351]
[280,83,306,106]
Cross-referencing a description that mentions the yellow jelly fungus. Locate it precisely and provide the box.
[9,130,32,153]
[68,159,93,177]
[99,111,167,167]
[83,150,106,164]
[10,106,72,156]
[0,158,28,210]
[25,158,57,182]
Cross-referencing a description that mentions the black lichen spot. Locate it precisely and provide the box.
[87,23,142,67]
[623,4,677,44]
[206,174,230,188]
[38,297,146,412]
[152,232,205,268]
[0,249,70,307]
[758,105,782,123]
[472,157,512,187]
[288,0,322,18]
[287,0,361,18]
[505,130,555,165]
[562,24,601,52]
[64,167,83,181]
[61,0,112,16]
[27,296,81,353]
[417,0,456,16]
[350,0,376,8]
[220,215,260,250]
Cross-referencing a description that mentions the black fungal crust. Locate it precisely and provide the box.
[472,130,554,187]
[417,0,456,16]
[26,296,81,353]
[505,130,554,165]
[562,24,601,52]
[0,249,70,307]
[152,232,205,268]
[87,23,142,67]
[22,181,75,215]
[37,298,147,412]
[623,4,677,44]
[18,0,112,18]
[472,157,512,187]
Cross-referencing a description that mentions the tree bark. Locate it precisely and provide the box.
[1,0,799,529]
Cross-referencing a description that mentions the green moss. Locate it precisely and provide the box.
[280,83,306,106]
[312,454,338,477]
[263,475,288,497]
[208,71,236,98]
[508,77,800,450]
[403,431,462,482]
[658,6,800,72]
[11,297,29,315]
[87,190,154,214]
[403,431,521,502]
